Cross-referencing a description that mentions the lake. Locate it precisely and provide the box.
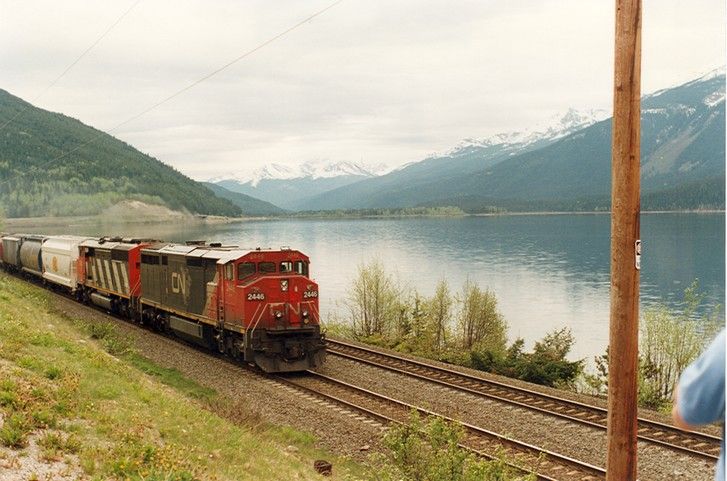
[15,212,725,361]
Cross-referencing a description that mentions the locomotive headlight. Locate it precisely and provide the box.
[275,311,283,319]
[280,280,288,292]
[302,310,309,324]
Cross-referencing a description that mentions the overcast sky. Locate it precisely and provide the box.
[1,0,724,180]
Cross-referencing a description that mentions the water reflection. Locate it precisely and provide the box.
[14,212,724,360]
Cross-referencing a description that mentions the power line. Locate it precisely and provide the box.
[113,0,345,133]
[0,0,345,188]
[0,0,143,133]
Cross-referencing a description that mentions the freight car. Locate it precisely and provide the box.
[18,235,46,277]
[1,234,23,272]
[42,236,93,292]
[0,233,326,373]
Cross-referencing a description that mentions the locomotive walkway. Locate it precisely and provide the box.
[275,371,606,481]
[326,338,722,462]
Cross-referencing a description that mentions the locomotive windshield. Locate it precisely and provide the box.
[235,258,309,281]
[294,261,308,277]
[258,262,276,273]
[238,262,255,280]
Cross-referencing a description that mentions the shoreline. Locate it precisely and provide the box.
[470,209,725,217]
[1,213,267,229]
[2,208,723,229]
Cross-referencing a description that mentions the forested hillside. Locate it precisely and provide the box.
[0,89,241,218]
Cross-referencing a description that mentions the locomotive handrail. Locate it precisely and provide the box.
[130,278,142,296]
[309,301,321,324]
[248,302,265,331]
[246,302,268,344]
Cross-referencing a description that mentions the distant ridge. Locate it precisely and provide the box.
[202,182,285,216]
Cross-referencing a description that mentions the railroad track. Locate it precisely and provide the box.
[276,371,607,481]
[326,338,722,461]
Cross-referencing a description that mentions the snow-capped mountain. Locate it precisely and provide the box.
[211,160,389,187]
[444,107,609,157]
[646,66,725,104]
[214,107,612,211]
[212,160,390,210]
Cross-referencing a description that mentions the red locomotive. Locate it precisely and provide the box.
[0,234,325,372]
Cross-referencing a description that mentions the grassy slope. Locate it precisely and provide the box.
[0,272,364,480]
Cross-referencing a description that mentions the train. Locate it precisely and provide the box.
[0,233,326,373]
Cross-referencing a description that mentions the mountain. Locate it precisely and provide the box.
[201,182,286,216]
[0,89,243,218]
[212,160,388,211]
[297,108,609,211]
[442,68,725,208]
[300,69,725,212]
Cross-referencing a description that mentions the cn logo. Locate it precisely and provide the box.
[171,272,187,296]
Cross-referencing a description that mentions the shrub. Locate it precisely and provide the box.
[459,279,507,353]
[87,321,114,340]
[347,260,404,339]
[44,366,63,380]
[581,280,721,409]
[379,411,533,481]
[470,328,583,388]
[31,409,58,429]
[0,390,19,409]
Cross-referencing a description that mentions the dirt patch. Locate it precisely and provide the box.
[0,413,84,481]
[101,200,192,222]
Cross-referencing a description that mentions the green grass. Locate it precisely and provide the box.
[39,431,81,461]
[0,272,367,480]
[126,353,217,402]
[0,413,29,448]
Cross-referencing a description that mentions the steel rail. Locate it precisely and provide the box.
[275,371,606,481]
[326,338,721,461]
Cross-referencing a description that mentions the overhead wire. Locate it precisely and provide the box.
[0,0,345,188]
[0,0,143,133]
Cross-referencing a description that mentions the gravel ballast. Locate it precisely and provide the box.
[50,297,384,461]
[319,341,717,481]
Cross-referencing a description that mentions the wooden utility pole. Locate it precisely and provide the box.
[606,1,642,480]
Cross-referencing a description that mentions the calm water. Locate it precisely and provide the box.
[21,213,725,361]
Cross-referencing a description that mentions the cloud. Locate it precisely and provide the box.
[0,0,723,179]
